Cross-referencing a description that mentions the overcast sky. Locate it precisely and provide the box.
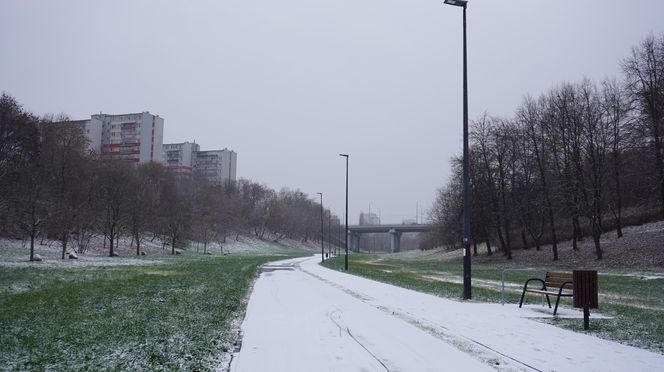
[2,0,663,224]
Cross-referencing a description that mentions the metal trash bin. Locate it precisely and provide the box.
[573,270,598,330]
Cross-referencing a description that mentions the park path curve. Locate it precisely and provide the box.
[230,255,663,372]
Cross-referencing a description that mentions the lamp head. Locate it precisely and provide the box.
[444,0,467,7]
[339,153,349,158]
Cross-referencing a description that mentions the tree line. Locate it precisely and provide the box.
[429,34,664,260]
[0,94,341,260]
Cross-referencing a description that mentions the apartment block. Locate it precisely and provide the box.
[162,141,200,176]
[93,112,164,164]
[194,148,237,184]
[70,117,103,154]
[359,212,381,226]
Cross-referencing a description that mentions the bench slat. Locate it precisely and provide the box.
[546,281,574,289]
[546,273,573,280]
[525,289,573,296]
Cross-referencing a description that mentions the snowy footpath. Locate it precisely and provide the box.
[230,255,664,372]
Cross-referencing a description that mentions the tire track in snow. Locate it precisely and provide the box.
[298,261,538,372]
[327,308,391,372]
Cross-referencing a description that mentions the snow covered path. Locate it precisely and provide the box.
[230,255,664,372]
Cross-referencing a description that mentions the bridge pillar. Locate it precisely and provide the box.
[347,231,361,252]
[389,228,402,253]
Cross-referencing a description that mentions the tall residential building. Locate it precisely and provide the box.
[87,112,164,164]
[70,117,103,154]
[359,212,380,226]
[68,112,163,164]
[162,141,200,177]
[194,148,237,184]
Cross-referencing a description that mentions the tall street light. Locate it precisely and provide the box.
[317,192,324,263]
[444,0,471,299]
[337,219,341,256]
[339,154,349,271]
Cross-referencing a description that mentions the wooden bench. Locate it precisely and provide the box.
[519,272,573,315]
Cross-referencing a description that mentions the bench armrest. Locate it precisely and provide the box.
[519,277,550,309]
[522,278,545,291]
[556,281,574,295]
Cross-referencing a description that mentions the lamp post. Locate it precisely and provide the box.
[339,154,349,271]
[317,192,324,263]
[337,219,341,256]
[444,0,471,300]
[328,214,332,257]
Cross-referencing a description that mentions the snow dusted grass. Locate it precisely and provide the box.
[322,253,664,354]
[0,254,300,370]
[547,273,664,354]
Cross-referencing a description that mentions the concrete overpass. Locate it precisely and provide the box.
[347,224,434,253]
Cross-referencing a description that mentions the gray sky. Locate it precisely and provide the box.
[2,0,663,224]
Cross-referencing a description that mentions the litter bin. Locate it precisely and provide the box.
[573,270,598,330]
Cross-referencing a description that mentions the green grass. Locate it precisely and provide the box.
[0,254,295,370]
[322,253,664,354]
[322,254,514,303]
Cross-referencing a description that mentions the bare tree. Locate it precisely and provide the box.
[159,174,192,255]
[578,80,609,259]
[622,34,664,216]
[96,160,132,257]
[40,117,93,259]
[518,95,560,260]
[601,78,632,237]
[127,163,166,255]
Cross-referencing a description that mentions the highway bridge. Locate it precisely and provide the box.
[346,224,434,253]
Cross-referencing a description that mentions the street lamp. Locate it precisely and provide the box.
[339,154,349,271]
[317,192,324,263]
[444,0,471,300]
[337,219,341,256]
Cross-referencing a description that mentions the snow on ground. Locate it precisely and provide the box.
[231,255,664,372]
[213,236,316,255]
[0,235,316,268]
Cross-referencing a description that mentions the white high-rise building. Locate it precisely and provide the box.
[359,212,381,226]
[71,117,103,154]
[162,141,200,177]
[194,148,237,184]
[70,112,163,164]
[91,112,164,164]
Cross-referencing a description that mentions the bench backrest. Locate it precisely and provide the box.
[545,272,574,290]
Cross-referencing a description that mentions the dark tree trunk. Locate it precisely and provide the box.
[61,232,68,260]
[592,222,603,259]
[30,226,37,261]
[109,233,114,257]
[547,200,559,260]
[495,225,507,254]
[504,222,513,260]
[520,228,528,250]
[571,219,578,251]
[613,202,623,238]
[655,133,664,218]
[171,235,176,255]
